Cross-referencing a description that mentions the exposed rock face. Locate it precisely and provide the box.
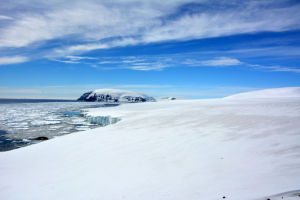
[78,89,156,103]
[78,91,93,101]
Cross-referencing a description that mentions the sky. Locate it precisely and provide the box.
[0,0,300,99]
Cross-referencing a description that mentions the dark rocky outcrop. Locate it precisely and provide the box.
[32,136,49,141]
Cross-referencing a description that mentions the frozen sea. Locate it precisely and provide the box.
[0,99,118,151]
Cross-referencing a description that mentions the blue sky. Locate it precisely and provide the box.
[0,0,300,99]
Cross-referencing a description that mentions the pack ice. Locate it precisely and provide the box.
[1,87,300,200]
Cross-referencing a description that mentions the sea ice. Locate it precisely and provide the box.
[0,101,120,150]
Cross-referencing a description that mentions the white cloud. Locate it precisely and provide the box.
[65,56,98,61]
[0,0,300,57]
[0,56,29,65]
[270,67,300,73]
[0,1,166,49]
[249,64,300,73]
[96,56,172,71]
[51,52,300,73]
[49,55,100,65]
[181,57,242,67]
[125,64,168,71]
[141,4,300,43]
[56,38,141,56]
[0,15,13,20]
[98,60,121,64]
[55,1,300,55]
[50,59,80,64]
[201,57,242,66]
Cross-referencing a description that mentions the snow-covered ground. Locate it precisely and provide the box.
[1,87,300,200]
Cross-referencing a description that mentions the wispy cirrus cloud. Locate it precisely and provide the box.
[0,15,13,20]
[65,55,98,61]
[201,57,242,66]
[184,57,242,67]
[249,64,300,73]
[2,0,299,74]
[1,0,300,57]
[55,54,300,73]
[55,1,300,56]
[50,59,80,64]
[182,57,300,73]
[49,55,99,64]
[124,64,169,71]
[0,56,29,65]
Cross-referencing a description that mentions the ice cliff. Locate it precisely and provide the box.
[85,115,121,126]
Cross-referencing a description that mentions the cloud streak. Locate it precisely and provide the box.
[201,57,242,66]
[0,15,13,20]
[55,53,300,73]
[184,57,242,67]
[249,64,300,73]
[0,56,29,65]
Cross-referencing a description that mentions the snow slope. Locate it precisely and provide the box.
[1,88,300,200]
[225,87,300,99]
[78,88,156,103]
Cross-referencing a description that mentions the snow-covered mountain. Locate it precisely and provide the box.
[78,88,156,103]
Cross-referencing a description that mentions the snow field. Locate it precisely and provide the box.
[1,88,300,200]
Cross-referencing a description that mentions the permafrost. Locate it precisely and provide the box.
[85,115,121,126]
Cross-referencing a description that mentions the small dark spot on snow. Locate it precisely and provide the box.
[32,136,49,141]
[222,196,226,199]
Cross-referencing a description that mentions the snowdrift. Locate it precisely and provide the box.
[1,87,300,200]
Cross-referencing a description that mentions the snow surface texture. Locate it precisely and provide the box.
[78,88,156,103]
[1,87,300,200]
